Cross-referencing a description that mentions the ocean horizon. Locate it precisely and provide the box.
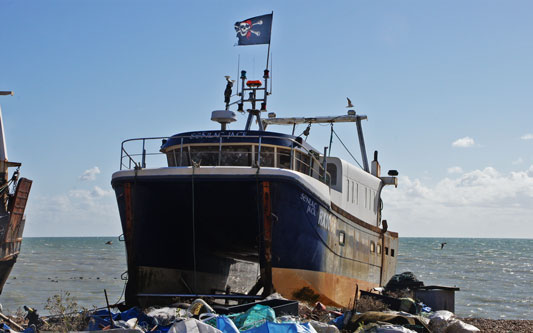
[0,237,530,319]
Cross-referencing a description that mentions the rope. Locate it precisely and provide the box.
[255,170,262,285]
[191,162,198,292]
[0,168,19,195]
[114,279,127,304]
[332,128,364,169]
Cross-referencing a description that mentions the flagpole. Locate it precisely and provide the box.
[266,43,271,70]
[265,11,273,70]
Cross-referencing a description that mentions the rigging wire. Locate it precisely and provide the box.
[328,124,334,157]
[114,279,127,304]
[332,128,364,169]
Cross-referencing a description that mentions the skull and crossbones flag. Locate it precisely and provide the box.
[234,13,273,45]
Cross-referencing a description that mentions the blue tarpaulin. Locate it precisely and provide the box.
[242,321,317,333]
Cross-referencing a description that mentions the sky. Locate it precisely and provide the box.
[1,1,532,238]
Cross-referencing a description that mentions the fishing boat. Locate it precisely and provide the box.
[111,65,400,307]
[0,92,32,294]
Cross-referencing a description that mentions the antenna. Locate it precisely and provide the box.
[236,55,240,96]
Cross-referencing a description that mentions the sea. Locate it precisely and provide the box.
[0,237,531,319]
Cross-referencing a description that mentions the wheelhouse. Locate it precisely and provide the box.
[159,130,335,185]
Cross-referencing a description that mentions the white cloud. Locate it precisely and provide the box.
[447,166,463,174]
[70,186,113,200]
[24,186,119,237]
[512,157,523,165]
[381,165,533,237]
[452,136,475,148]
[79,166,101,181]
[521,133,533,140]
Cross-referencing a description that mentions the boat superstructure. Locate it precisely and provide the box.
[112,69,399,308]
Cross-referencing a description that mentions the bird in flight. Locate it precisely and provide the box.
[346,97,354,108]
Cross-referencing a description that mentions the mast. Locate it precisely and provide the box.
[0,91,20,212]
[237,70,269,131]
[0,91,14,184]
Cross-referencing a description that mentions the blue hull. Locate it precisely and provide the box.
[112,171,395,306]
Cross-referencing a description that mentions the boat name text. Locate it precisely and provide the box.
[300,193,317,217]
[188,131,248,138]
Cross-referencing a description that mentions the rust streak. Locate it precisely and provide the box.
[261,181,273,295]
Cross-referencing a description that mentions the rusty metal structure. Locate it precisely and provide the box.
[0,92,32,293]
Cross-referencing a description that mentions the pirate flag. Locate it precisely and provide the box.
[234,13,273,45]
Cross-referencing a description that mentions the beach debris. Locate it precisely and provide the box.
[307,320,339,333]
[0,311,24,331]
[106,241,113,245]
[22,306,43,329]
[168,318,221,333]
[0,288,483,333]
[345,311,431,333]
[385,272,424,292]
[445,320,480,333]
[428,310,480,333]
[104,289,115,329]
[187,299,215,317]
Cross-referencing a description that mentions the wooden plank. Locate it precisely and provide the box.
[5,178,32,244]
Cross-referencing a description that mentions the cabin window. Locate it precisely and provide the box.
[167,150,177,167]
[377,244,382,254]
[385,247,389,255]
[255,146,275,167]
[326,163,337,186]
[356,183,359,205]
[339,231,345,246]
[220,145,252,166]
[351,182,354,203]
[391,249,395,257]
[189,146,219,166]
[370,241,375,253]
[277,148,291,169]
[166,147,190,166]
[295,151,310,174]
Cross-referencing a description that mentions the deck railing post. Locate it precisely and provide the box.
[322,147,328,182]
[257,137,262,166]
[180,137,183,166]
[142,139,146,168]
[290,146,294,170]
[218,136,222,166]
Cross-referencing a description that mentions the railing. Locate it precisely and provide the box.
[120,136,169,170]
[119,134,331,186]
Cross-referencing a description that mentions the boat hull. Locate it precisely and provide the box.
[112,168,398,307]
